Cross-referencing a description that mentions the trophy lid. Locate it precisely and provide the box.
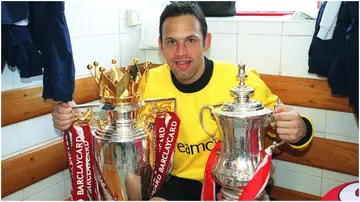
[214,63,272,119]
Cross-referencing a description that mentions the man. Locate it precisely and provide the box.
[53,2,314,200]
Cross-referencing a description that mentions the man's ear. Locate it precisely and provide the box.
[204,33,212,52]
[158,36,164,53]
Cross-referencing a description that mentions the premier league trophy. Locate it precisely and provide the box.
[72,59,153,201]
[200,64,284,200]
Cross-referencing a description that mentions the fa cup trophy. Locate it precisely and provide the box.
[72,59,153,201]
[200,64,284,200]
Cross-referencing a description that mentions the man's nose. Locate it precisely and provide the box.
[176,42,187,56]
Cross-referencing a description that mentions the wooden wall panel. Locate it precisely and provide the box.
[270,186,321,201]
[63,187,322,201]
[2,135,358,197]
[2,71,352,127]
[2,76,99,127]
[1,140,67,197]
[264,136,359,176]
[1,64,356,198]
[260,74,352,112]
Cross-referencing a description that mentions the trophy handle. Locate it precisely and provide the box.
[70,103,101,109]
[70,104,104,127]
[199,105,217,141]
[267,113,286,149]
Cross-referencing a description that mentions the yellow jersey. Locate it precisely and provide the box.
[142,58,313,182]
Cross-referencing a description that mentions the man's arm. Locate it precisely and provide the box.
[273,105,314,150]
[245,68,314,150]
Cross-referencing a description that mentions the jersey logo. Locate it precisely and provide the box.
[177,140,215,155]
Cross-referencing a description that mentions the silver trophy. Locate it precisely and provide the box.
[73,59,153,200]
[200,63,284,200]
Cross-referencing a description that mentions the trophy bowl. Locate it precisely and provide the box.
[93,101,152,200]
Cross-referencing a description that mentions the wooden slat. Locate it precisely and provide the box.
[264,136,359,176]
[270,186,321,201]
[1,140,67,197]
[1,64,356,197]
[2,135,358,197]
[260,74,352,112]
[1,68,352,127]
[1,76,99,127]
[1,64,163,127]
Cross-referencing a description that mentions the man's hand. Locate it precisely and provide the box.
[52,101,76,131]
[273,104,307,143]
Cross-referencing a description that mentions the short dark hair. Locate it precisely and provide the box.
[159,1,208,43]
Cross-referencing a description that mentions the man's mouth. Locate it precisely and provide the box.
[175,60,191,70]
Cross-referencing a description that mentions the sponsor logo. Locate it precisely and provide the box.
[177,140,215,155]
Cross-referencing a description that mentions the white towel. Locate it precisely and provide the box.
[140,0,170,50]
[317,1,342,40]
[14,18,29,26]
[285,11,317,20]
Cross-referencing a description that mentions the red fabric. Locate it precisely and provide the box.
[201,141,222,201]
[83,125,99,200]
[238,151,272,200]
[236,11,294,16]
[63,125,99,201]
[321,181,359,201]
[69,126,88,201]
[149,112,180,198]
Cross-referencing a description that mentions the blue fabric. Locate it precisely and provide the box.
[343,2,358,116]
[308,1,358,117]
[308,2,351,77]
[1,2,75,102]
[1,2,29,24]
[2,25,43,78]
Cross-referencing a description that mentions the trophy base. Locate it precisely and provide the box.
[220,187,270,201]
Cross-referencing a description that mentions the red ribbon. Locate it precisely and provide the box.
[149,112,180,198]
[238,150,272,200]
[201,141,221,201]
[83,125,100,200]
[63,125,100,201]
[69,126,88,201]
[201,143,272,201]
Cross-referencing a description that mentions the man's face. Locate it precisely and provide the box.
[159,15,211,84]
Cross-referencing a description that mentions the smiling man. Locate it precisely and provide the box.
[52,1,314,201]
[158,14,211,85]
[142,2,314,200]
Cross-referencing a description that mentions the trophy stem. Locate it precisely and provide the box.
[220,187,269,201]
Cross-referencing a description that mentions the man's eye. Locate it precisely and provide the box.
[188,38,196,43]
[167,40,175,45]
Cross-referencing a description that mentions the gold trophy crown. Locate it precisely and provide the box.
[87,59,151,106]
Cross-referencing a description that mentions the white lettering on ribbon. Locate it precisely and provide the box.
[150,117,179,197]
[75,135,84,195]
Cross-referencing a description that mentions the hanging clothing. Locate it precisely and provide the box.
[308,1,358,117]
[317,1,342,40]
[308,2,351,77]
[1,2,75,102]
[333,1,358,116]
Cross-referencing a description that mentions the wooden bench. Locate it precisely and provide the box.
[2,64,357,200]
